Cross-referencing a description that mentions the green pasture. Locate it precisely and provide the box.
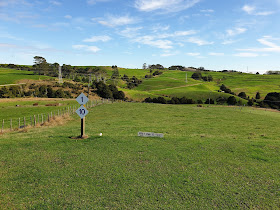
[123,70,280,101]
[0,99,77,129]
[211,72,280,97]
[135,71,198,91]
[0,102,280,208]
[0,68,51,85]
[106,67,151,78]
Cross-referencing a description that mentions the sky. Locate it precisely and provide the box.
[1,0,280,73]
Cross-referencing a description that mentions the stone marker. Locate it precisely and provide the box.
[138,131,164,138]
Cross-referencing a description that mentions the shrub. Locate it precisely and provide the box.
[247,98,254,106]
[264,92,280,109]
[191,72,202,80]
[216,96,227,105]
[205,98,215,104]
[256,92,261,99]
[113,91,125,100]
[54,89,65,98]
[227,96,237,105]
[238,92,247,99]
[220,84,234,95]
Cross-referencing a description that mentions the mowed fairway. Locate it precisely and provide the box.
[0,102,280,208]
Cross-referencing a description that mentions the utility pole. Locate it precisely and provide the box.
[58,65,63,84]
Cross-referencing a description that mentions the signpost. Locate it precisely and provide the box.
[76,93,89,138]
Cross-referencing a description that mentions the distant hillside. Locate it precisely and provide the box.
[105,68,280,102]
[1,66,280,105]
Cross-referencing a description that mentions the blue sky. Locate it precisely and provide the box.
[1,0,280,73]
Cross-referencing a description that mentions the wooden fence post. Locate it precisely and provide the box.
[10,119,12,131]
[34,115,36,127]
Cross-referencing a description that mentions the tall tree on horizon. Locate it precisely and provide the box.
[33,56,49,76]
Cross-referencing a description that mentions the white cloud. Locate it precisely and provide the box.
[0,43,17,48]
[187,37,213,46]
[255,11,275,16]
[83,35,111,42]
[133,35,173,49]
[187,52,200,56]
[238,36,280,53]
[161,52,177,57]
[174,30,196,36]
[72,44,100,53]
[234,53,259,57]
[200,9,214,13]
[226,27,247,36]
[242,5,255,14]
[157,30,197,39]
[152,24,170,32]
[52,22,70,27]
[242,4,274,16]
[127,30,197,49]
[64,15,72,19]
[118,27,143,38]
[50,1,61,6]
[0,0,32,7]
[222,39,238,45]
[97,15,138,27]
[135,0,201,13]
[87,0,111,5]
[209,52,224,56]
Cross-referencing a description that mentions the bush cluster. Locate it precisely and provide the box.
[263,92,280,109]
[121,75,142,89]
[191,72,213,81]
[152,70,163,76]
[93,81,125,100]
[0,85,73,98]
[144,97,196,104]
[219,84,235,95]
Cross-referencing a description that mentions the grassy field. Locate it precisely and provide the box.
[0,68,51,85]
[0,102,279,208]
[118,70,280,101]
[0,99,78,130]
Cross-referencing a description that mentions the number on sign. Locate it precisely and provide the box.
[79,108,85,115]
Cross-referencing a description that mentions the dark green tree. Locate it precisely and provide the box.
[33,56,49,75]
[256,92,261,99]
[238,92,247,99]
[227,96,237,105]
[191,72,202,80]
[247,98,254,106]
[205,98,215,104]
[264,92,280,109]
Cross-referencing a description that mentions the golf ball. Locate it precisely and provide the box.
[99,133,102,136]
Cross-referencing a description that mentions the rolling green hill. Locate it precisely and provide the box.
[110,69,280,102]
[0,102,279,208]
[0,68,52,85]
[1,66,280,103]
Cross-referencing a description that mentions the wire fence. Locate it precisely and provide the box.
[0,98,121,134]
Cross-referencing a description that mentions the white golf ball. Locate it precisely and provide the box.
[99,133,102,136]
